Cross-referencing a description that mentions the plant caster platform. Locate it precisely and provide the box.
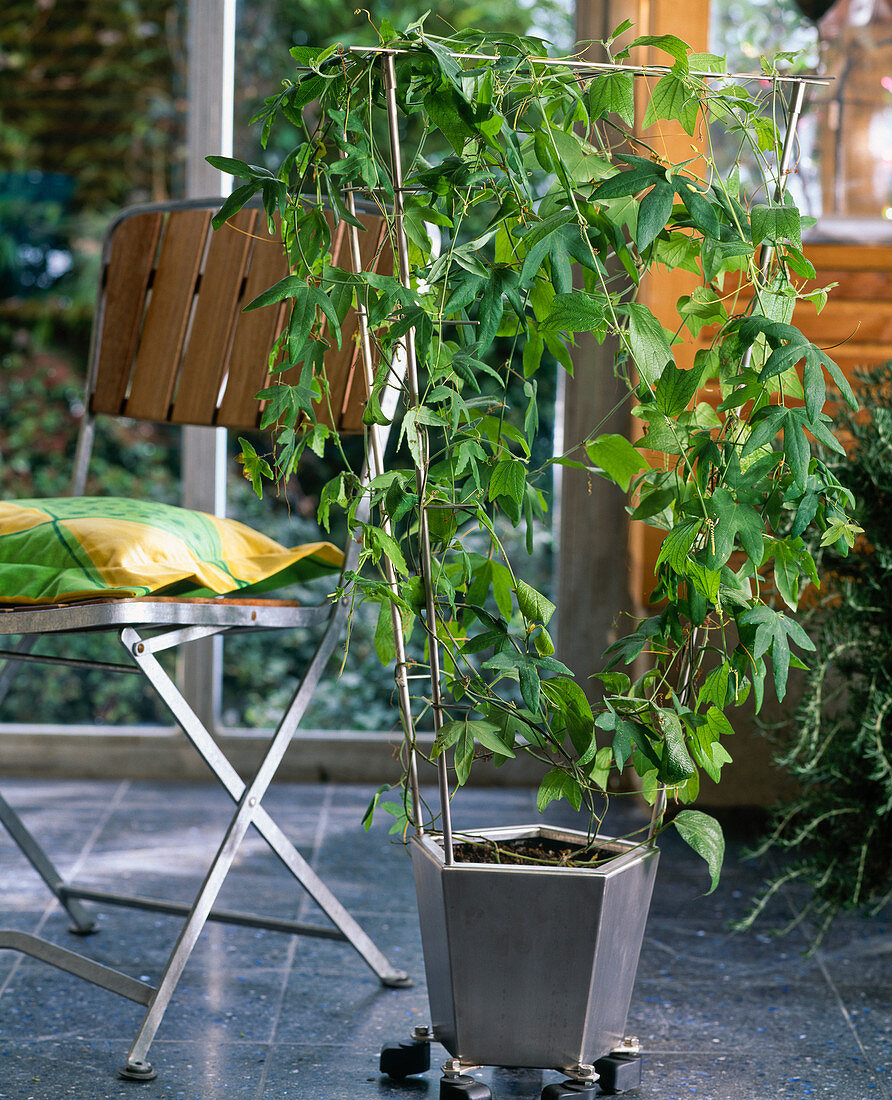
[439,1073,492,1100]
[541,1079,599,1099]
[379,1033,432,1080]
[593,1052,642,1094]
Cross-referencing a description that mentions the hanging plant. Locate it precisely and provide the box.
[210,17,858,890]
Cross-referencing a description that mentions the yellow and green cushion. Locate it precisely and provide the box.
[0,497,343,605]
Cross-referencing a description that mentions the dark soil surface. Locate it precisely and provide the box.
[452,835,600,867]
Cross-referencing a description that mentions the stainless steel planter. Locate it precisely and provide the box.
[410,824,658,1072]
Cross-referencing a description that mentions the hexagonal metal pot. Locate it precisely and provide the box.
[410,824,658,1072]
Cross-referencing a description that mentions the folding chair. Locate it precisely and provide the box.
[0,197,409,1080]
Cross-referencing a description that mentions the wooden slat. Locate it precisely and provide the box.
[796,300,892,346]
[805,243,892,270]
[90,212,163,415]
[339,217,390,433]
[170,208,256,426]
[802,269,892,300]
[216,208,391,433]
[124,210,211,422]
[215,229,289,429]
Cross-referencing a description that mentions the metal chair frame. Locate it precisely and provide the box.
[0,196,409,1080]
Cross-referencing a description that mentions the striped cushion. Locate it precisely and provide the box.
[0,497,343,605]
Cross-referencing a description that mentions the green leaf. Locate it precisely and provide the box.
[245,273,306,312]
[740,405,787,458]
[588,70,635,126]
[287,73,326,110]
[672,809,725,893]
[488,458,526,509]
[697,664,731,709]
[766,538,803,610]
[704,705,735,740]
[543,291,607,335]
[589,745,614,790]
[515,580,556,626]
[817,347,858,410]
[437,718,517,759]
[400,405,448,467]
[237,437,272,498]
[211,182,261,229]
[425,87,476,154]
[207,155,270,180]
[476,268,508,348]
[471,721,516,758]
[536,768,583,812]
[643,73,700,136]
[629,33,692,67]
[686,560,721,603]
[374,601,397,665]
[539,676,595,758]
[621,304,673,386]
[591,163,665,200]
[802,349,826,422]
[739,605,815,701]
[636,182,675,251]
[482,651,543,712]
[759,339,808,383]
[656,519,701,573]
[424,36,466,94]
[548,128,613,184]
[751,204,801,248]
[689,52,727,73]
[363,525,410,576]
[678,182,720,237]
[707,487,764,568]
[631,486,674,521]
[360,784,390,831]
[783,416,811,490]
[655,709,696,784]
[586,433,649,491]
[654,362,701,417]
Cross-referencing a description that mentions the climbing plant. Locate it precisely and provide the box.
[213,18,858,886]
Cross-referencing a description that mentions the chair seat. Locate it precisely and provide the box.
[0,594,331,635]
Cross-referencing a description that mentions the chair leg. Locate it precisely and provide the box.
[116,622,410,1075]
[121,624,409,985]
[122,786,260,1075]
[0,790,96,934]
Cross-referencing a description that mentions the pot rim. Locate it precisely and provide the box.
[412,823,658,878]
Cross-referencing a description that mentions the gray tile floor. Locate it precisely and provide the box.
[0,779,888,1100]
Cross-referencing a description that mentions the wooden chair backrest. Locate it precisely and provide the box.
[87,199,390,433]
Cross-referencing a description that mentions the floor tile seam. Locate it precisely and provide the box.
[294,784,334,924]
[57,781,132,885]
[252,783,340,1096]
[255,922,301,1099]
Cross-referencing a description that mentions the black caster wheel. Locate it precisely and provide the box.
[541,1080,599,1100]
[593,1052,642,1094]
[380,1039,431,1080]
[440,1073,492,1099]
